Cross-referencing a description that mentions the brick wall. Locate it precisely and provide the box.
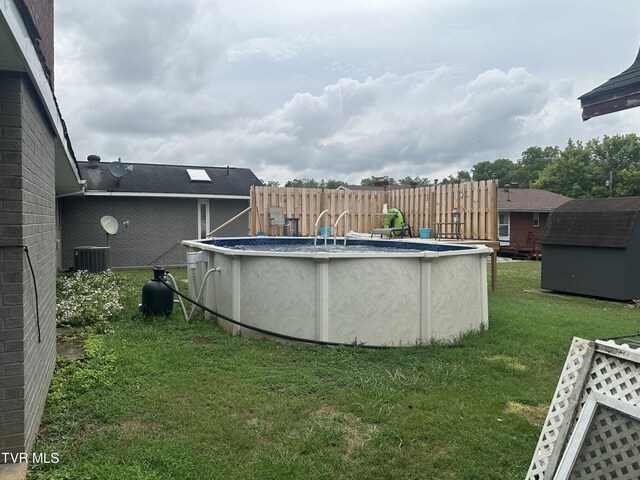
[210,198,250,237]
[60,197,250,269]
[509,211,549,247]
[0,71,57,457]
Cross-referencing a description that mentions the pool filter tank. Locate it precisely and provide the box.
[141,268,174,316]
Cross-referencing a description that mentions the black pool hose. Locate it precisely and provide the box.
[158,277,391,349]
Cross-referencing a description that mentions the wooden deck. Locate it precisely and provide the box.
[498,231,542,260]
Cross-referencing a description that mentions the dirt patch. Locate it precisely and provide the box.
[312,405,378,459]
[247,416,273,432]
[56,327,85,360]
[119,419,158,434]
[484,355,526,371]
[504,401,548,427]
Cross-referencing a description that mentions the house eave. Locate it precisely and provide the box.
[498,207,555,213]
[0,0,81,195]
[580,90,640,120]
[83,191,250,200]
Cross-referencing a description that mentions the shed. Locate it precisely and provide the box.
[579,45,640,120]
[540,196,640,300]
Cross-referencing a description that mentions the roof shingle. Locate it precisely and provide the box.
[79,161,261,196]
[497,188,571,212]
[540,197,640,248]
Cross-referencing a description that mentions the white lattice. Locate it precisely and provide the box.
[569,404,640,479]
[579,352,640,407]
[526,338,594,479]
[526,338,640,480]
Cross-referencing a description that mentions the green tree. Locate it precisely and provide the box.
[456,170,472,182]
[588,134,640,196]
[532,139,603,197]
[283,178,347,188]
[398,176,432,186]
[360,176,397,186]
[320,179,347,189]
[618,163,640,196]
[510,146,560,188]
[471,159,516,184]
[260,179,280,187]
[285,178,320,188]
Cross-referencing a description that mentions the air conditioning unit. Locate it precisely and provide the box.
[74,246,111,272]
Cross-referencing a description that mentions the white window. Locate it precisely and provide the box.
[498,212,510,245]
[198,199,210,238]
[533,212,540,227]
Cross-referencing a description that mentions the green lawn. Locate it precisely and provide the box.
[30,263,640,479]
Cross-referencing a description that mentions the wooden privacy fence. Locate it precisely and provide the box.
[249,180,498,241]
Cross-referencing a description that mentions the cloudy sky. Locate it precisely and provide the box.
[55,1,640,184]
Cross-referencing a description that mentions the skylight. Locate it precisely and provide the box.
[187,169,211,182]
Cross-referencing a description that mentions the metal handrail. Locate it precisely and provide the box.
[313,209,329,246]
[333,210,349,246]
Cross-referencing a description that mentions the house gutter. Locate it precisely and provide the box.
[84,191,250,200]
[498,208,557,212]
[0,0,82,190]
[56,181,87,198]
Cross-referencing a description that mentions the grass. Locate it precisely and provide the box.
[29,263,640,479]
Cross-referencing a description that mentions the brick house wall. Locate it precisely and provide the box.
[508,211,550,247]
[18,0,54,86]
[60,196,250,269]
[0,71,57,457]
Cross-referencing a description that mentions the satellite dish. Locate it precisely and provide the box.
[100,216,119,235]
[108,162,130,178]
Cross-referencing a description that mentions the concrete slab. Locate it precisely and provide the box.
[0,462,27,480]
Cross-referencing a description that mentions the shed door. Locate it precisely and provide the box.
[498,212,510,246]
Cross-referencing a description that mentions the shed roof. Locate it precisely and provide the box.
[79,161,262,197]
[540,196,640,248]
[497,188,570,212]
[579,46,640,120]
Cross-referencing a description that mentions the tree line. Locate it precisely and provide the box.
[261,134,640,198]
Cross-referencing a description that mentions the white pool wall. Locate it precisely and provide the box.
[182,237,491,346]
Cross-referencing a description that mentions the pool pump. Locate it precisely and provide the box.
[141,267,174,316]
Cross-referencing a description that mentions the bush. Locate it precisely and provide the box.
[56,270,124,327]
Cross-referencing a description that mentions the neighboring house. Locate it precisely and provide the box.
[1,0,82,471]
[59,160,261,269]
[497,185,571,253]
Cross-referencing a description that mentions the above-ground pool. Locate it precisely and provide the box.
[181,237,491,347]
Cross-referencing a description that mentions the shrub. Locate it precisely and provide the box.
[56,270,124,327]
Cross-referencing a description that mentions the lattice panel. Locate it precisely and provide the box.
[569,404,640,479]
[527,339,640,480]
[579,352,640,407]
[526,338,593,479]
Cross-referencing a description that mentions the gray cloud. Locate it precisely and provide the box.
[57,0,228,90]
[54,1,640,183]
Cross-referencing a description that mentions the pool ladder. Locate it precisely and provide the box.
[313,210,350,246]
[333,210,349,246]
[313,209,330,246]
